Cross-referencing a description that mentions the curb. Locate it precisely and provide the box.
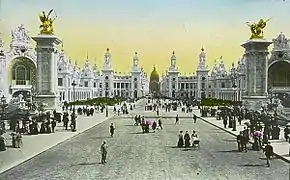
[0,114,115,174]
[196,115,290,164]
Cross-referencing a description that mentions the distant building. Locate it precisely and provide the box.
[149,65,160,96]
[0,25,150,102]
[160,32,290,102]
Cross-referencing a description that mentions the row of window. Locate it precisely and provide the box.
[58,78,139,89]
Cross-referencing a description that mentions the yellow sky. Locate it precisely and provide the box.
[1,6,287,75]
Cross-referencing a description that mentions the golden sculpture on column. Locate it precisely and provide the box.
[245,17,272,39]
[38,9,57,35]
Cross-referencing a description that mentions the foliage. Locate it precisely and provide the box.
[68,97,126,106]
[201,98,242,106]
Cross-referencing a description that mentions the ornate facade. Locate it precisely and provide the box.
[0,25,150,102]
[160,32,290,101]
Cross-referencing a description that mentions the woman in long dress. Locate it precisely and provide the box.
[177,131,184,147]
[184,131,191,148]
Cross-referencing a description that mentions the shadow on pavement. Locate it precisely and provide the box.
[237,164,265,167]
[124,124,136,126]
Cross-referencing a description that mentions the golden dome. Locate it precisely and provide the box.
[150,65,159,80]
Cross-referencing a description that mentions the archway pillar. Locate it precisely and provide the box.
[32,35,61,110]
[241,39,272,110]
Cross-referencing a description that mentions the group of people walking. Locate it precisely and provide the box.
[177,130,199,148]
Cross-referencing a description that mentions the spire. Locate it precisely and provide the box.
[75,59,78,66]
[69,57,72,64]
[86,52,89,60]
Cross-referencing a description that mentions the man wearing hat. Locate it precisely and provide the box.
[100,140,108,164]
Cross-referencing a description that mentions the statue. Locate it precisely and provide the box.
[39,9,57,34]
[246,18,272,39]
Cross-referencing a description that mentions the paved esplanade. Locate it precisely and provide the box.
[0,105,289,180]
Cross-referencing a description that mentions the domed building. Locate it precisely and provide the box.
[149,65,160,95]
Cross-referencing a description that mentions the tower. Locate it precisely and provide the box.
[131,52,141,98]
[196,47,209,100]
[102,48,114,97]
[168,51,179,98]
[32,34,61,110]
[241,38,272,110]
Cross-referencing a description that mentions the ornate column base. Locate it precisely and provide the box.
[242,95,268,111]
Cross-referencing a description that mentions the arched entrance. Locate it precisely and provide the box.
[268,61,290,88]
[8,57,36,94]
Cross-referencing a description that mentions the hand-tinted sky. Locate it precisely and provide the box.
[1,0,290,74]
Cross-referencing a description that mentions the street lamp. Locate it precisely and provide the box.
[71,80,77,132]
[71,80,77,112]
[231,69,238,131]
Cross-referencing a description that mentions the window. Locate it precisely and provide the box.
[172,78,175,81]
[190,84,193,89]
[209,85,211,88]
[172,84,175,89]
[93,82,96,88]
[201,77,206,81]
[58,78,63,86]
[221,82,225,88]
[134,78,137,81]
[99,83,102,88]
[114,83,116,88]
[105,76,109,80]
[105,82,109,89]
[121,83,124,88]
[125,83,128,89]
[134,83,137,89]
[202,83,205,89]
[117,83,120,88]
[84,81,88,87]
[186,83,188,89]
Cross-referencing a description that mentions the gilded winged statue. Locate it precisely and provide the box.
[245,17,272,39]
[39,9,57,34]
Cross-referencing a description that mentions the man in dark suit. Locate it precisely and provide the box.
[237,131,242,152]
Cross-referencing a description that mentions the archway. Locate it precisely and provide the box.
[268,61,290,88]
[8,57,36,88]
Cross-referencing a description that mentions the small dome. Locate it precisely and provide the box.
[150,66,159,81]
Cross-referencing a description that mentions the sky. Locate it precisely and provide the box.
[1,0,290,75]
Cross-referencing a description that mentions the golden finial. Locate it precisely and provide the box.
[38,9,57,34]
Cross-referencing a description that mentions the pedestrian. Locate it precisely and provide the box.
[263,141,274,167]
[184,131,191,148]
[158,119,163,130]
[177,131,184,147]
[175,114,179,125]
[51,119,56,133]
[100,140,108,164]
[237,131,242,152]
[110,123,115,137]
[152,121,157,132]
[193,114,197,123]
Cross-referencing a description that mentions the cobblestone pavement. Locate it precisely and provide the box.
[0,110,289,180]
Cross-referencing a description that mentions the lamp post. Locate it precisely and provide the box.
[231,69,238,131]
[71,80,77,113]
[71,80,77,132]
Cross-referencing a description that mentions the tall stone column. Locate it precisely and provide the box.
[241,39,272,110]
[32,35,61,110]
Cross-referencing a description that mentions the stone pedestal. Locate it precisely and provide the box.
[241,39,272,110]
[32,35,61,110]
